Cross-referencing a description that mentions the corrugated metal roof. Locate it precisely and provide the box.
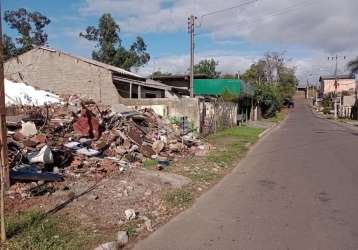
[39,47,144,79]
[320,74,355,80]
[193,79,254,96]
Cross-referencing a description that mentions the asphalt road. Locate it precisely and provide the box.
[134,97,358,250]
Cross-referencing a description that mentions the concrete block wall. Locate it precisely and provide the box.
[5,48,120,105]
[122,98,201,129]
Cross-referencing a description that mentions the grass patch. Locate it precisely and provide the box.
[142,159,157,170]
[268,110,287,124]
[4,210,89,250]
[209,126,263,142]
[120,220,138,239]
[169,126,263,186]
[188,168,220,183]
[162,126,263,212]
[163,189,193,208]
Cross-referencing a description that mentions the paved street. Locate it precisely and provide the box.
[134,97,358,250]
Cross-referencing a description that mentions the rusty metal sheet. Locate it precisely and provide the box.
[73,108,101,139]
[127,127,143,145]
[140,145,156,158]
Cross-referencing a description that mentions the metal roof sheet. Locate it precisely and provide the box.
[193,79,254,96]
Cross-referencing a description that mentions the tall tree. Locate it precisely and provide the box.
[347,57,358,74]
[80,14,150,71]
[3,35,17,61]
[241,52,298,117]
[194,58,220,78]
[4,8,51,55]
[150,71,172,78]
[221,73,237,79]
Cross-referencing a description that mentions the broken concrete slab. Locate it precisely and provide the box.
[93,241,119,250]
[20,121,37,137]
[111,103,136,114]
[136,170,191,189]
[152,140,165,154]
[117,231,129,246]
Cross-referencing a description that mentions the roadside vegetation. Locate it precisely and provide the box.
[241,52,298,118]
[4,126,264,249]
[268,109,288,124]
[3,210,93,250]
[164,126,263,211]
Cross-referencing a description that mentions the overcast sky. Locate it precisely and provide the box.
[3,0,358,85]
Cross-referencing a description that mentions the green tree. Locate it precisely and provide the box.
[80,14,150,71]
[3,34,18,60]
[241,52,298,117]
[221,73,237,79]
[347,57,358,74]
[4,8,51,55]
[150,71,172,78]
[241,60,266,84]
[194,58,220,78]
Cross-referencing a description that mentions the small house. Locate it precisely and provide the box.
[5,47,171,105]
[319,75,356,96]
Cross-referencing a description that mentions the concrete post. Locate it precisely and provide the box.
[129,83,132,99]
[138,85,141,99]
[254,106,258,121]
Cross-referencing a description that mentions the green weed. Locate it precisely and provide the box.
[5,210,89,250]
[164,189,193,208]
[142,159,157,170]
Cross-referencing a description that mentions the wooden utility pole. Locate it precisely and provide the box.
[0,1,8,242]
[188,15,197,98]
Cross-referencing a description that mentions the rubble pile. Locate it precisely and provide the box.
[6,97,204,197]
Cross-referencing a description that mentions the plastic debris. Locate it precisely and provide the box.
[29,145,54,165]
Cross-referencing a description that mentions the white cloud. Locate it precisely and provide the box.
[137,52,258,76]
[80,0,358,54]
[79,0,358,85]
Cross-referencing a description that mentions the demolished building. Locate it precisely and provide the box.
[5,47,172,105]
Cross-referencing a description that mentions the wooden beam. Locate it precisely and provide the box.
[0,2,8,242]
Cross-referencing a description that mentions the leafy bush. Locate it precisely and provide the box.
[323,107,331,114]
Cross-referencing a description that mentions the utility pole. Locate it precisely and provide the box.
[0,1,8,242]
[329,55,346,119]
[306,80,309,99]
[188,15,197,98]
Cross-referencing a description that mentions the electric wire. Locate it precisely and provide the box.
[196,0,319,36]
[197,0,259,27]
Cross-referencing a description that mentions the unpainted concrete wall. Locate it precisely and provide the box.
[5,48,120,105]
[201,101,238,135]
[122,98,201,128]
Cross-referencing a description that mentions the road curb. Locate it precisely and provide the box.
[258,113,288,139]
[310,106,358,132]
[258,123,277,138]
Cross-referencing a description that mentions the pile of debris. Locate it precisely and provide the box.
[6,97,204,198]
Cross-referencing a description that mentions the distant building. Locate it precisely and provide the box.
[151,74,209,96]
[5,47,171,105]
[319,75,356,96]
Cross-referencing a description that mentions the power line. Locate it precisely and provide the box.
[197,0,259,27]
[259,0,315,19]
[196,0,319,36]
